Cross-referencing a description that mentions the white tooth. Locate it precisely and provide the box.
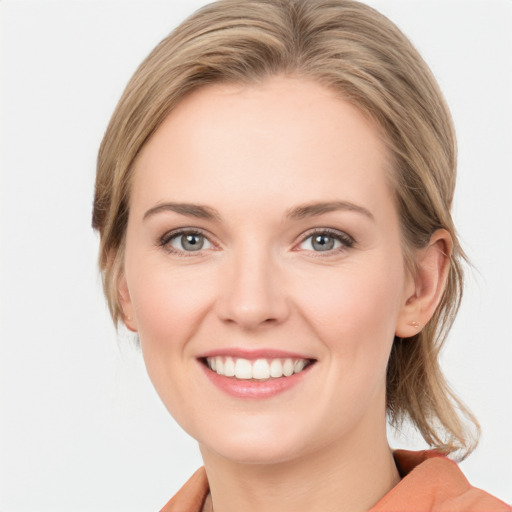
[269,359,284,378]
[235,358,253,379]
[224,357,235,377]
[252,359,270,380]
[294,359,306,373]
[215,356,224,375]
[283,358,294,377]
[209,357,216,371]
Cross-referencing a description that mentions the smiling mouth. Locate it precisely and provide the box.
[202,356,315,381]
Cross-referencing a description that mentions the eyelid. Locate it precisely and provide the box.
[157,226,355,255]
[158,227,218,255]
[294,227,355,253]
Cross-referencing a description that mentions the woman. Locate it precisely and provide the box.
[92,0,510,510]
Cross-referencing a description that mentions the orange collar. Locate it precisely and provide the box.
[160,450,510,512]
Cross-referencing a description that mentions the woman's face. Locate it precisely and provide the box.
[121,77,415,464]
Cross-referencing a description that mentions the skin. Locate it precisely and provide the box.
[119,76,451,512]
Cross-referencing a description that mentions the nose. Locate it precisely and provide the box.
[215,246,290,330]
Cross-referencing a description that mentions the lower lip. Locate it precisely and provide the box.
[200,361,313,399]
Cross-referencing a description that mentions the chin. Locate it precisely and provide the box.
[205,438,308,466]
[191,417,310,465]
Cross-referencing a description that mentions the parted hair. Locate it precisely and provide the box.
[92,0,479,457]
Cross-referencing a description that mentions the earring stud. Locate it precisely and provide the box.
[407,320,421,329]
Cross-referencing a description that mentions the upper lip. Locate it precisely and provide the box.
[197,348,315,360]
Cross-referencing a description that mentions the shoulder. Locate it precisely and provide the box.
[370,450,511,512]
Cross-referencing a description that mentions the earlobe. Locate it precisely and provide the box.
[395,229,452,338]
[118,273,138,332]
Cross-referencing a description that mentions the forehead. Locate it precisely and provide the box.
[130,76,393,220]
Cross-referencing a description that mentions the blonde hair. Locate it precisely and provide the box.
[92,0,479,457]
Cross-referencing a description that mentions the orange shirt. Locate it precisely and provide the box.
[160,450,510,512]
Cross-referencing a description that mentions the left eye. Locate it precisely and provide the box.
[168,232,213,252]
[299,232,347,252]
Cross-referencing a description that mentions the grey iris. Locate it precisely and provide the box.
[182,234,204,251]
[312,234,335,251]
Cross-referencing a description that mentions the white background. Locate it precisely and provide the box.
[1,1,511,510]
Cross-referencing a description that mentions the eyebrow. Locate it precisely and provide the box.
[143,200,374,222]
[285,201,374,221]
[143,202,222,221]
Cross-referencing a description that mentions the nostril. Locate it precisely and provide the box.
[217,303,287,329]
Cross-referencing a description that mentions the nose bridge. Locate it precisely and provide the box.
[216,239,289,329]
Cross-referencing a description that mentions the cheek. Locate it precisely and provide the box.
[128,265,217,422]
[125,258,218,406]
[130,263,214,344]
[295,256,405,362]
[290,257,406,427]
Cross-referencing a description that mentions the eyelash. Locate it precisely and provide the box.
[296,228,355,255]
[158,228,215,256]
[158,227,355,256]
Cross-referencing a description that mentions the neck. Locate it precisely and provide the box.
[200,420,400,512]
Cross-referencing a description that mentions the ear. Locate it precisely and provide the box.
[395,229,452,338]
[118,272,138,332]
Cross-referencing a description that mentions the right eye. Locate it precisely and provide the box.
[161,230,213,253]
